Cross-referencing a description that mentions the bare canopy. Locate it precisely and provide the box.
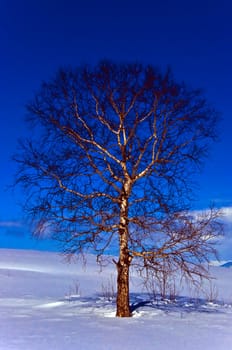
[14,61,222,317]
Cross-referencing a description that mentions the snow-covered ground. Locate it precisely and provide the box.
[0,249,232,349]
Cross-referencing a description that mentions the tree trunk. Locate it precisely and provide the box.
[116,248,131,317]
[116,179,132,317]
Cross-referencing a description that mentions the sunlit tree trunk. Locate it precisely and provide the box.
[116,180,132,317]
[116,247,131,316]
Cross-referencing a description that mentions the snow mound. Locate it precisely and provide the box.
[220,261,232,268]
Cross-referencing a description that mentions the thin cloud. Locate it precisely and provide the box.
[190,206,232,222]
[220,207,232,223]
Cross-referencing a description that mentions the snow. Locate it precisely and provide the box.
[0,249,232,349]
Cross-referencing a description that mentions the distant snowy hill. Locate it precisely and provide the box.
[0,249,232,349]
[220,261,232,268]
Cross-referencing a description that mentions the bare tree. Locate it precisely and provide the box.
[14,61,222,317]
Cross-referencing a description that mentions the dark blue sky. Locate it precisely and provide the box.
[1,0,232,252]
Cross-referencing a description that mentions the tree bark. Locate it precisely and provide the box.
[116,180,132,317]
[116,246,131,317]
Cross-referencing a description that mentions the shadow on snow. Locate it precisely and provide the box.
[61,292,229,316]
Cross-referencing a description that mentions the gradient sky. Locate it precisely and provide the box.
[0,0,232,253]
